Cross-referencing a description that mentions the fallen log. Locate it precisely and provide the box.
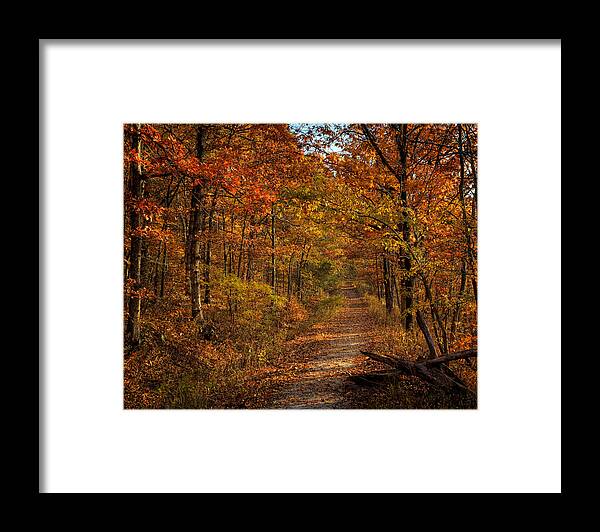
[359,349,477,394]
[425,349,477,366]
[348,371,398,387]
[361,349,477,369]
[360,350,402,367]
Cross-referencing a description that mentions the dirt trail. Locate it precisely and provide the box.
[268,284,373,409]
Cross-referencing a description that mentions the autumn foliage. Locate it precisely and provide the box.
[123,123,477,409]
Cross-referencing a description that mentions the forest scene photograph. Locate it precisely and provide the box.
[123,123,478,409]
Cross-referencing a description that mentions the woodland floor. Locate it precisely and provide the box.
[246,284,382,408]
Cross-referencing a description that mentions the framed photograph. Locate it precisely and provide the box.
[40,38,561,493]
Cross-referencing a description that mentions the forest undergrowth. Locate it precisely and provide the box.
[352,292,477,409]
[124,281,342,409]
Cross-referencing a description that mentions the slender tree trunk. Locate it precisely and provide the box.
[140,241,151,299]
[185,199,198,297]
[395,124,413,330]
[392,265,402,310]
[296,243,311,301]
[179,214,190,295]
[270,203,276,292]
[151,242,163,296]
[203,188,218,305]
[451,259,467,341]
[375,255,381,300]
[237,213,247,277]
[287,253,295,299]
[228,212,235,275]
[222,210,228,275]
[458,124,477,300]
[244,218,255,281]
[297,243,305,299]
[416,310,440,359]
[151,239,168,299]
[382,255,393,314]
[159,244,168,298]
[464,124,478,219]
[189,126,206,321]
[125,124,145,348]
[246,237,254,282]
[190,195,204,320]
[421,275,449,354]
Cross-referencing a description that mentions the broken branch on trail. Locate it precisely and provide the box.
[353,349,477,394]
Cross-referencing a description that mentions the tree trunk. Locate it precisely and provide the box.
[151,242,163,296]
[189,126,206,321]
[296,243,311,301]
[222,210,227,275]
[450,259,467,340]
[375,255,381,300]
[159,244,168,298]
[287,253,295,299]
[237,213,247,277]
[228,212,235,275]
[458,124,477,300]
[296,243,305,299]
[125,124,145,348]
[392,266,402,310]
[360,124,414,327]
[140,240,151,298]
[421,275,449,354]
[395,124,413,330]
[416,309,439,359]
[246,241,253,282]
[382,255,393,314]
[203,188,218,305]
[270,203,276,292]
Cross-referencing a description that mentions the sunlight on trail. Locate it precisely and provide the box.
[269,285,372,409]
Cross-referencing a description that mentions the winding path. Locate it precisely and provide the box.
[268,285,372,408]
